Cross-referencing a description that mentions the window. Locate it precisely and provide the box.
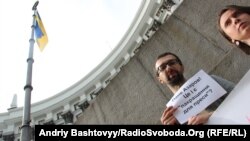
[57,112,63,120]
[74,103,80,111]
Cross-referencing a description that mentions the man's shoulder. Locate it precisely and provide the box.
[210,74,235,92]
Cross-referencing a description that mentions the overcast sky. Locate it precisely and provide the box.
[0,0,142,113]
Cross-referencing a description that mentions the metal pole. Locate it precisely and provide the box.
[20,1,39,141]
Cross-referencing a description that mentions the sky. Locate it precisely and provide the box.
[0,0,142,113]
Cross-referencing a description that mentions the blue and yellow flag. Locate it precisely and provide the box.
[34,11,48,51]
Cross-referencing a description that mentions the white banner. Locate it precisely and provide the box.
[167,70,227,124]
[207,69,250,124]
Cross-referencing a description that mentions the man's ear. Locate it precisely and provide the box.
[158,77,164,84]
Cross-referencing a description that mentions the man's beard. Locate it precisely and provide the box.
[167,73,185,86]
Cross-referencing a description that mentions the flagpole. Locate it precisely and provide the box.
[20,1,39,141]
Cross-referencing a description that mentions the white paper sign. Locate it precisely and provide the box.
[207,69,250,124]
[166,69,227,124]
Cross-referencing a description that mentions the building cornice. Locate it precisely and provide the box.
[0,0,183,134]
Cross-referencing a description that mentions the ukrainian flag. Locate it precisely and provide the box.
[34,11,48,51]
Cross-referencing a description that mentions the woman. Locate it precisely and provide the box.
[218,5,250,55]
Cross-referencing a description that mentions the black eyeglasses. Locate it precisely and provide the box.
[157,59,179,75]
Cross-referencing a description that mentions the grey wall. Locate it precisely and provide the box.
[75,0,250,124]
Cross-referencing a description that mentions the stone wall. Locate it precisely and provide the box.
[75,0,250,124]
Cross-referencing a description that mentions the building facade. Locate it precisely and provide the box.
[0,0,184,140]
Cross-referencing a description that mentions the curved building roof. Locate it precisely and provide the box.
[0,0,183,137]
